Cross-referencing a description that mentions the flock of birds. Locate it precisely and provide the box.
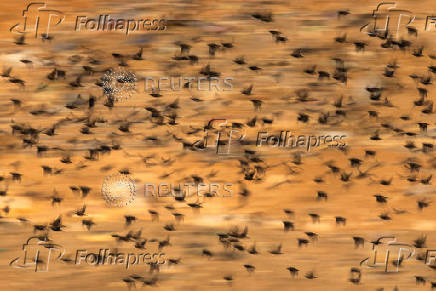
[0,2,435,290]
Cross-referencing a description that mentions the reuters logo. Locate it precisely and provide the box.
[101,68,137,102]
[101,174,136,207]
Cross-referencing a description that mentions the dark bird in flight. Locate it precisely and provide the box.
[50,216,65,231]
[353,237,364,248]
[283,221,294,231]
[251,12,273,22]
[287,266,299,277]
[82,219,95,231]
[243,264,256,273]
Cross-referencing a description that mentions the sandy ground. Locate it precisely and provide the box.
[0,0,435,290]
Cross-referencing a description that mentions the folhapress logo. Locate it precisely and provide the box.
[9,237,65,272]
[360,2,415,38]
[10,2,65,38]
[10,3,166,38]
[360,2,436,36]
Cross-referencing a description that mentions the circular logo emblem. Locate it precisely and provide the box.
[101,68,137,102]
[101,174,136,207]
